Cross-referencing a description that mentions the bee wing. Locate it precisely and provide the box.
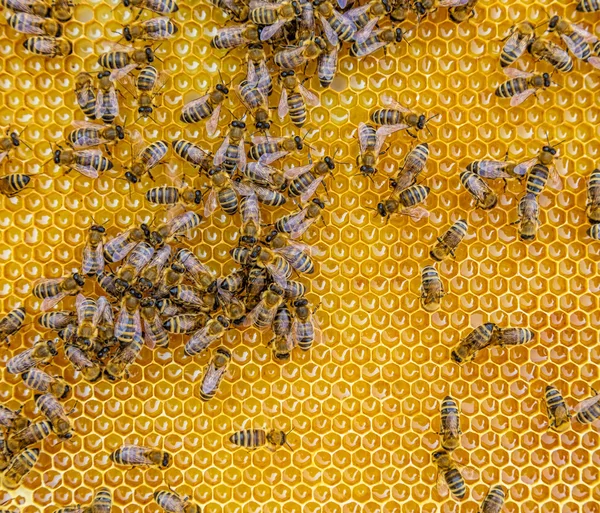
[548,166,563,191]
[319,14,339,46]
[259,151,288,165]
[266,264,289,289]
[290,216,317,239]
[247,60,257,84]
[188,145,211,165]
[354,17,379,44]
[509,88,536,107]
[251,135,282,145]
[278,87,289,120]
[561,34,588,59]
[110,64,138,82]
[301,175,324,203]
[376,123,410,136]
[102,40,135,52]
[111,240,137,263]
[587,56,600,69]
[0,152,8,164]
[250,162,276,181]
[571,23,597,42]
[573,394,600,413]
[41,292,68,312]
[513,156,537,177]
[82,243,99,274]
[374,127,390,155]
[503,67,533,79]
[337,0,347,7]
[206,103,222,137]
[345,4,370,20]
[460,466,479,482]
[133,309,142,339]
[358,122,371,154]
[204,190,218,217]
[238,140,246,172]
[75,293,87,324]
[402,206,429,221]
[382,96,411,112]
[201,363,226,395]
[435,470,450,496]
[72,120,104,129]
[298,84,321,107]
[260,20,286,41]
[283,163,313,179]
[93,296,110,326]
[438,0,468,6]
[72,163,100,179]
[213,136,230,166]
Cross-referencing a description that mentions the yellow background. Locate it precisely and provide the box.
[0,0,599,512]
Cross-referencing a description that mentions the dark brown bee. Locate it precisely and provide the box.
[123,140,169,184]
[0,173,32,197]
[23,36,72,57]
[185,316,230,356]
[291,297,319,350]
[104,227,146,263]
[123,16,178,42]
[349,28,403,58]
[213,120,247,174]
[2,448,39,489]
[499,21,536,67]
[460,171,497,210]
[7,339,58,374]
[211,24,261,50]
[35,393,74,439]
[528,36,573,72]
[0,306,26,344]
[229,427,293,451]
[163,313,209,334]
[270,303,294,361]
[66,121,126,151]
[512,193,540,242]
[121,0,179,15]
[490,327,534,347]
[154,490,199,513]
[586,168,600,224]
[98,43,155,73]
[65,344,102,382]
[430,220,468,261]
[439,396,461,451]
[574,391,600,424]
[180,84,229,136]
[432,449,468,500]
[278,70,320,127]
[371,101,436,138]
[8,12,62,37]
[377,185,430,220]
[22,368,71,399]
[172,139,211,173]
[91,487,112,513]
[274,36,326,69]
[6,420,53,454]
[1,0,50,16]
[451,323,498,364]
[479,485,506,513]
[199,348,231,401]
[495,68,553,107]
[82,224,106,275]
[110,444,172,469]
[544,385,571,432]
[141,299,169,348]
[105,335,144,381]
[420,265,444,313]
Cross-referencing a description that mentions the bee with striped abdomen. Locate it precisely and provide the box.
[2,448,39,489]
[8,12,62,36]
[104,227,146,263]
[266,230,314,274]
[180,83,229,136]
[586,168,600,224]
[577,0,600,11]
[53,147,113,179]
[246,43,273,96]
[248,134,304,165]
[499,22,537,68]
[372,99,438,138]
[466,157,520,184]
[358,122,390,177]
[203,167,245,217]
[65,344,102,382]
[1,0,50,16]
[275,198,327,239]
[512,193,540,241]
[439,396,461,451]
[135,244,171,292]
[116,242,155,292]
[66,121,126,151]
[514,142,563,195]
[547,16,596,61]
[0,127,29,164]
[38,310,75,330]
[163,313,209,334]
[111,444,172,469]
[123,16,178,42]
[211,24,261,50]
[0,306,26,344]
[286,156,337,202]
[21,368,71,399]
[214,120,248,174]
[460,171,497,210]
[274,36,326,69]
[451,323,498,364]
[390,143,429,192]
[35,393,74,439]
[490,327,534,347]
[151,210,203,245]
[291,297,319,350]
[245,285,284,330]
[270,303,294,361]
[495,68,552,107]
[7,339,58,374]
[115,288,143,343]
[185,316,230,356]
[430,219,468,262]
[23,36,72,56]
[345,0,391,43]
[170,284,216,311]
[208,0,249,20]
[95,71,120,124]
[238,185,261,245]
[278,70,320,127]
[98,43,155,75]
[172,139,212,173]
[479,485,506,513]
[432,449,471,500]
[314,0,357,45]
[199,348,231,401]
[0,404,29,431]
[573,390,600,424]
[123,139,168,184]
[544,384,571,432]
[105,335,144,380]
[154,490,199,513]
[0,173,32,197]
[128,65,169,121]
[91,488,112,513]
[448,0,477,22]
[146,185,202,207]
[420,265,445,312]
[377,184,431,221]
[317,41,339,88]
[238,79,271,133]
[250,0,300,41]
[175,248,214,289]
[33,272,85,311]
[350,28,403,57]
[121,0,179,14]
[229,427,293,451]
[141,299,169,348]
[82,224,106,275]
[6,420,53,454]
[528,36,573,72]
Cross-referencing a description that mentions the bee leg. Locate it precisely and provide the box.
[501,178,509,192]
[406,130,417,139]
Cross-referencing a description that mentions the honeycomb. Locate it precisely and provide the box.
[0,0,599,511]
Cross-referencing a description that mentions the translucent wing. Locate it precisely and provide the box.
[438,0,468,5]
[337,0,347,7]
[31,38,58,54]
[204,190,218,217]
[93,296,110,326]
[301,175,324,203]
[571,23,597,42]
[206,103,222,136]
[561,34,588,59]
[290,216,317,239]
[238,140,246,172]
[260,20,286,41]
[358,122,372,154]
[402,206,430,221]
[501,30,521,54]
[213,136,230,166]
[503,67,533,79]
[510,88,536,107]
[374,127,390,155]
[0,152,8,164]
[183,94,209,113]
[354,17,379,44]
[110,64,138,82]
[73,163,100,179]
[247,60,257,84]
[376,123,410,136]
[513,156,537,177]
[587,56,600,69]
[266,263,289,289]
[283,163,313,179]
[248,162,276,181]
[548,166,563,191]
[251,135,283,145]
[259,151,288,165]
[102,41,135,52]
[278,87,289,120]
[298,84,320,107]
[82,242,104,274]
[72,120,104,129]
[383,96,411,112]
[345,4,370,20]
[41,292,68,312]
[319,14,339,46]
[573,394,600,413]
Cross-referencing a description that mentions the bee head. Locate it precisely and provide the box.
[217,315,230,328]
[73,273,85,286]
[548,15,559,30]
[241,235,257,244]
[360,164,375,175]
[417,114,427,129]
[256,120,270,130]
[123,0,131,5]
[216,83,229,94]
[124,171,138,183]
[394,28,403,42]
[324,156,335,169]
[194,190,202,204]
[145,47,154,62]
[542,73,551,87]
[59,384,72,400]
[376,202,388,217]
[115,125,125,139]
[10,132,20,147]
[53,149,61,164]
[123,26,133,41]
[381,0,392,13]
[138,106,153,115]
[414,2,426,15]
[294,135,303,150]
[265,229,278,242]
[293,298,309,308]
[313,198,325,208]
[97,71,110,79]
[92,225,106,233]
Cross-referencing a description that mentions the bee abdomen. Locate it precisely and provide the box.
[229,428,266,448]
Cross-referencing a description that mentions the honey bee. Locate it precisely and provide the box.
[528,37,573,72]
[23,36,72,56]
[495,68,552,107]
[250,0,300,41]
[52,147,113,179]
[345,0,391,43]
[349,28,403,57]
[278,70,320,127]
[514,142,562,195]
[573,390,600,424]
[180,83,229,135]
[357,122,389,177]
[512,192,540,241]
[105,335,144,380]
[170,284,216,311]
[1,0,50,16]
[577,0,600,11]
[0,404,29,431]
[155,297,185,317]
[81,224,106,275]
[490,327,534,347]
[172,139,212,173]
[479,485,506,513]
[245,284,284,330]
[35,393,73,439]
[116,242,154,292]
[211,24,261,50]
[317,41,339,88]
[91,488,112,513]
[390,143,429,192]
[38,311,75,330]
[95,71,120,124]
[2,448,39,489]
[287,156,338,202]
[184,315,230,356]
[7,339,57,374]
[146,185,202,207]
[203,167,245,217]
[266,230,314,274]
[430,219,468,261]
[33,272,85,311]
[65,344,102,382]
[270,303,294,361]
[238,176,287,206]
[377,184,431,220]
[432,449,471,500]
[238,80,271,133]
[151,209,203,244]
[67,121,126,151]
[5,421,53,454]
[586,168,600,224]
[291,297,319,350]
[207,0,249,20]
[246,43,273,97]
[123,140,168,183]
[274,36,326,69]
[239,186,261,245]
[123,16,178,42]
[135,244,171,292]
[450,323,498,364]
[460,171,497,210]
[175,248,214,289]
[466,157,521,185]
[110,444,172,469]
[104,227,146,263]
[128,65,169,121]
[248,134,305,165]
[121,0,179,15]
[371,100,437,138]
[199,347,231,401]
[314,0,357,44]
[544,384,571,432]
[0,127,30,164]
[448,0,477,22]
[154,490,199,513]
[214,120,248,174]
[21,368,71,399]
[229,427,293,451]
[141,299,169,348]
[115,288,142,343]
[275,198,327,239]
[98,43,156,73]
[413,0,469,19]
[0,173,32,197]
[0,306,26,344]
[420,265,444,312]
[283,280,306,299]
[439,396,461,451]
[163,313,209,334]
[499,21,537,68]
[50,0,73,21]
[8,12,62,36]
